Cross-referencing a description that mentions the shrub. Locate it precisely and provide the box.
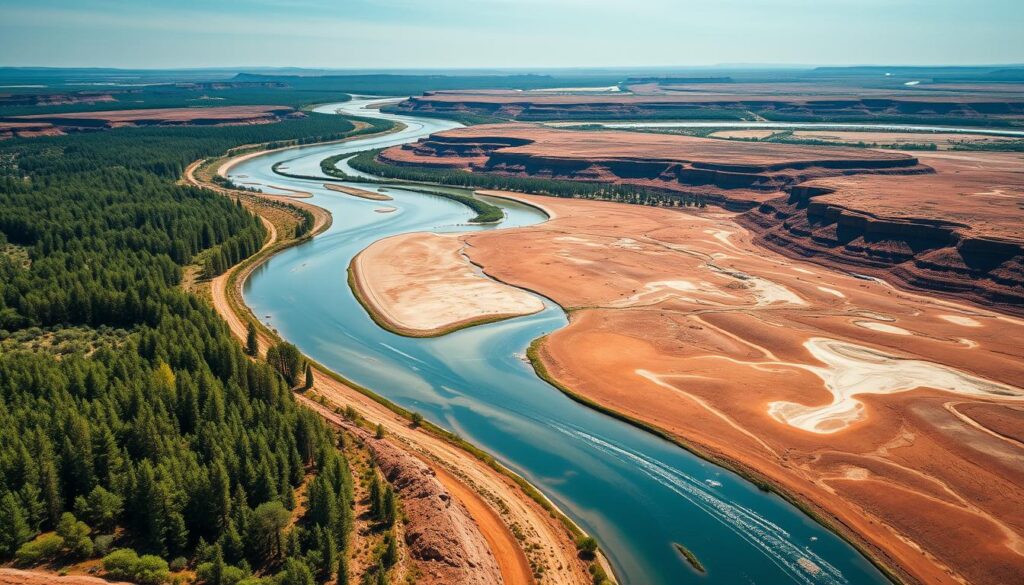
[15,534,64,566]
[103,549,171,585]
[93,534,115,556]
[196,561,249,585]
[56,512,93,558]
[168,556,188,572]
[575,536,598,558]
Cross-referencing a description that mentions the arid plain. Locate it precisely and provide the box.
[354,122,1024,585]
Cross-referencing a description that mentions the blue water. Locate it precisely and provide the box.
[232,98,890,585]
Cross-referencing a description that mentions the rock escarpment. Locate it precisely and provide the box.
[379,124,928,209]
[393,92,1024,123]
[379,125,1023,313]
[738,179,1024,313]
[366,435,503,585]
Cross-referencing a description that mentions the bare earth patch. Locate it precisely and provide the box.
[459,192,1024,585]
[351,232,544,337]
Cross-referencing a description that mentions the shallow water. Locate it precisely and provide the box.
[232,98,891,585]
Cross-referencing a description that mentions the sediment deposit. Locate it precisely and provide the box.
[351,232,544,336]
[440,192,1024,585]
[3,105,298,131]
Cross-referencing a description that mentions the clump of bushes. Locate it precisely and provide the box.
[102,549,171,585]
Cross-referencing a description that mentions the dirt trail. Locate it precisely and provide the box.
[186,153,588,585]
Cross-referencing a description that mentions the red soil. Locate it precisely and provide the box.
[8,106,297,129]
[458,192,1024,585]
[380,125,1023,313]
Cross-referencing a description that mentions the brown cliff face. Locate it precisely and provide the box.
[378,125,1023,313]
[379,124,929,208]
[393,92,1024,123]
[365,436,503,585]
[738,151,1024,313]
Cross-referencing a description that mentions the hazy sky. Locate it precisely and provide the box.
[2,0,1023,69]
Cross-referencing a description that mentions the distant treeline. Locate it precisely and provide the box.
[346,149,708,208]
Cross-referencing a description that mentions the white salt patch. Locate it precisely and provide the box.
[767,338,1023,434]
[940,315,982,327]
[854,321,911,336]
[818,286,845,298]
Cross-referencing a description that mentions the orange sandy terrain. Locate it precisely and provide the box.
[381,124,1024,313]
[786,130,1022,149]
[450,192,1024,585]
[382,124,927,209]
[0,569,132,585]
[6,105,296,129]
[351,232,544,336]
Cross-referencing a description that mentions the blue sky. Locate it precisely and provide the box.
[2,0,1022,68]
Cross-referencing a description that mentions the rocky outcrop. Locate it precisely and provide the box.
[364,435,503,585]
[300,398,504,585]
[738,186,1024,313]
[394,93,1024,123]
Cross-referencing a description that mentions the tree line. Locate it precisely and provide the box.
[344,148,708,209]
[0,105,379,583]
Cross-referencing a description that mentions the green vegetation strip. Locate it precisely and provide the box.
[674,543,706,574]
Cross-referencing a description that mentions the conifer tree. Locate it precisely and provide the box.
[246,321,259,356]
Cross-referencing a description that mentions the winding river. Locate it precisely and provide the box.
[229,98,891,585]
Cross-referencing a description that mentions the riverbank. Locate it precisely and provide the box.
[185,141,600,585]
[350,232,545,338]
[457,191,1024,585]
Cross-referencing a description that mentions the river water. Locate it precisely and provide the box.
[230,98,890,585]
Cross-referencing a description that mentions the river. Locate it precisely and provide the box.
[228,97,891,585]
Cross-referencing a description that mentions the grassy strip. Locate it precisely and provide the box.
[345,147,690,207]
[526,336,905,585]
[319,150,503,223]
[430,190,503,223]
[674,543,706,574]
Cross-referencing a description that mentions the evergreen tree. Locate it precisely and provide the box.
[336,555,349,585]
[317,525,337,581]
[0,493,32,557]
[367,474,382,520]
[382,486,397,526]
[303,363,314,390]
[246,321,259,357]
[381,533,397,568]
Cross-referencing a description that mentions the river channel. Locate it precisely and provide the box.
[230,97,891,585]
